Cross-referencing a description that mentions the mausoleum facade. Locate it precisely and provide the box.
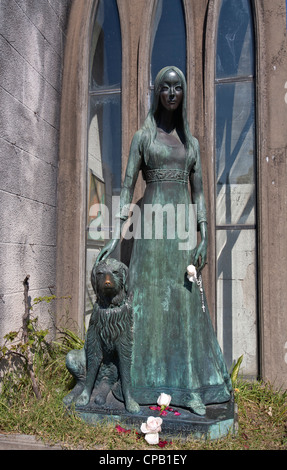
[1,0,287,388]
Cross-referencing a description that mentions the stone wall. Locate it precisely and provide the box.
[0,0,71,339]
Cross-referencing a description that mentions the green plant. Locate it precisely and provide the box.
[230,354,244,387]
[0,277,54,400]
[0,370,286,450]
[0,316,51,367]
[0,281,286,450]
[47,327,84,382]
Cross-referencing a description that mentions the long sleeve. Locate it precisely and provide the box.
[190,139,207,226]
[117,130,143,221]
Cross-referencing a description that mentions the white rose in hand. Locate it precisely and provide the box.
[187,264,197,283]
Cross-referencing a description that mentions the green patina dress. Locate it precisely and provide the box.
[118,128,232,407]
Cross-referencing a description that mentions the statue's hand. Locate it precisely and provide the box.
[96,238,119,264]
[193,238,207,273]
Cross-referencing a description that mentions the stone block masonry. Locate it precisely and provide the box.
[0,0,72,340]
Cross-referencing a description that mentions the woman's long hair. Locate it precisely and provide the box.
[139,66,196,165]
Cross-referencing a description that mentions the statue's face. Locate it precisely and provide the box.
[159,70,183,112]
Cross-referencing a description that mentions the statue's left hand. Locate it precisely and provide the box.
[193,221,208,272]
[193,239,207,272]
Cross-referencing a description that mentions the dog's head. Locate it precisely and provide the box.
[91,258,129,307]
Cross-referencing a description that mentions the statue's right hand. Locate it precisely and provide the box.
[75,388,90,407]
[96,238,119,264]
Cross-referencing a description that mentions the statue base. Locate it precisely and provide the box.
[72,392,237,441]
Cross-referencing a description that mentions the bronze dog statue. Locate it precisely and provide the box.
[63,258,140,414]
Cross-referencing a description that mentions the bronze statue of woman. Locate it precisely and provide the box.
[97,66,232,416]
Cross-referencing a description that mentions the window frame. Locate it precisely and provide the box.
[204,0,267,378]
[56,0,131,332]
[216,0,258,376]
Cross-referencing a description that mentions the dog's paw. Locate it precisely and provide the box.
[75,389,90,407]
[63,393,75,406]
[63,382,85,406]
[93,379,111,406]
[94,393,107,406]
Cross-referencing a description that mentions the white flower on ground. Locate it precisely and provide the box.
[267,406,272,417]
[140,416,162,434]
[144,433,160,445]
[157,393,171,407]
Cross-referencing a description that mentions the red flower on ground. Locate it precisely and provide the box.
[149,405,181,416]
[115,424,131,434]
[158,440,172,448]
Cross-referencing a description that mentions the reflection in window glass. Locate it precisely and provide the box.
[89,95,122,195]
[215,0,257,377]
[90,0,122,89]
[216,81,255,225]
[216,0,254,79]
[86,0,122,324]
[151,0,186,83]
[216,229,257,376]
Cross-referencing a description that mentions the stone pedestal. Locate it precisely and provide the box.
[73,393,237,440]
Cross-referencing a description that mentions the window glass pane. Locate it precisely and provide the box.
[216,0,254,79]
[151,0,186,83]
[85,93,121,322]
[215,0,257,378]
[216,81,255,225]
[88,93,122,199]
[216,229,257,375]
[86,1,122,325]
[90,0,122,89]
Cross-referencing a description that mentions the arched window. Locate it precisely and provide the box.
[215,0,257,376]
[149,0,186,104]
[150,0,186,83]
[85,0,122,322]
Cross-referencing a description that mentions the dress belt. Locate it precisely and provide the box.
[144,169,189,184]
